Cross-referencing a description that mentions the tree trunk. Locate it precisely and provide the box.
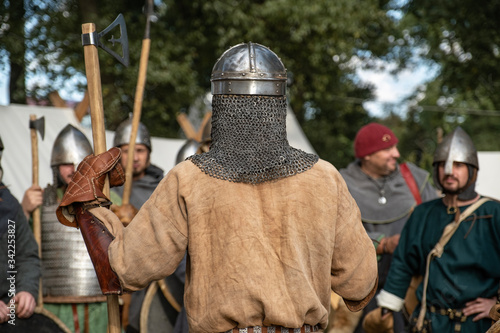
[8,0,26,104]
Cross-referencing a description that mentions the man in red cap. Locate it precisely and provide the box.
[333,123,439,333]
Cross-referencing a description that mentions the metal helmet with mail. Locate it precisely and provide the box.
[210,42,287,96]
[48,124,93,195]
[113,117,152,151]
[51,124,93,167]
[432,127,478,199]
[188,42,318,184]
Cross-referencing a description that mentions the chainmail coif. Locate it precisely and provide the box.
[188,94,318,184]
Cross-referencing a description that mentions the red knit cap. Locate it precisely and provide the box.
[354,123,399,158]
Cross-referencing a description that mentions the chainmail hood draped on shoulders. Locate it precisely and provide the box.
[188,94,318,184]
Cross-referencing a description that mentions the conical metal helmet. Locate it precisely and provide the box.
[113,117,152,151]
[51,124,93,167]
[176,139,200,165]
[211,42,287,96]
[433,126,478,174]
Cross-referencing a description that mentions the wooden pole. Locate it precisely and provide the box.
[122,40,151,205]
[122,0,154,205]
[120,3,154,326]
[29,114,43,308]
[82,22,119,333]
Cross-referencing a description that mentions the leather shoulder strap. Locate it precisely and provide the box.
[400,162,422,205]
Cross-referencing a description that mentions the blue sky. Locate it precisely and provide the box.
[357,62,438,117]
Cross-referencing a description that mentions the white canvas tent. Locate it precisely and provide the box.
[475,152,500,200]
[0,104,317,201]
[0,104,185,200]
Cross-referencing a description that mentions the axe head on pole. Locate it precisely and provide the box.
[29,116,45,140]
[81,13,130,67]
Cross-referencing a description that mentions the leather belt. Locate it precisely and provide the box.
[429,306,467,322]
[428,306,466,333]
[226,324,320,333]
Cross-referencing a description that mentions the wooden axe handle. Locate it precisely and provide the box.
[29,114,43,308]
[82,22,118,333]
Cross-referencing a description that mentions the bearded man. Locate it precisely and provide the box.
[335,123,439,333]
[364,127,500,333]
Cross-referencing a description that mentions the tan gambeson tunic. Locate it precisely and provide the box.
[91,159,377,333]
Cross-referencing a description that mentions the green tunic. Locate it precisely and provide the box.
[384,197,500,332]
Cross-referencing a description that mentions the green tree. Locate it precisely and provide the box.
[1,0,27,103]
[10,0,404,167]
[397,0,500,157]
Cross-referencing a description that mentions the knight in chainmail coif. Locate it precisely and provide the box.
[56,42,378,333]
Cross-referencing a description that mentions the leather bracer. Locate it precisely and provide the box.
[74,204,122,295]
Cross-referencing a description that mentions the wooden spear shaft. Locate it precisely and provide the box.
[122,38,151,205]
[29,114,43,308]
[81,22,120,333]
[122,0,153,205]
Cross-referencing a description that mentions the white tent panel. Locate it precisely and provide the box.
[476,152,500,200]
[0,104,316,201]
[0,104,184,201]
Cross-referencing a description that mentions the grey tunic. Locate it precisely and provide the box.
[112,164,164,209]
[339,161,439,240]
[340,161,439,333]
[0,183,40,304]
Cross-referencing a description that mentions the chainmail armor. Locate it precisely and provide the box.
[188,95,318,184]
[42,167,62,206]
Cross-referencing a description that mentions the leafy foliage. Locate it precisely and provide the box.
[397,0,500,159]
[4,0,405,167]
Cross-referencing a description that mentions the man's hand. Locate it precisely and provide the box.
[0,292,37,323]
[0,300,8,323]
[463,297,496,321]
[384,234,400,254]
[14,291,36,319]
[111,203,138,227]
[377,234,400,255]
[21,185,43,219]
[363,307,394,333]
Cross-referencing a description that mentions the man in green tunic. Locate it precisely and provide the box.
[363,127,500,333]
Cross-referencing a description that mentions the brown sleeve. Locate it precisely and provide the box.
[330,174,378,311]
[90,171,188,292]
[344,277,378,311]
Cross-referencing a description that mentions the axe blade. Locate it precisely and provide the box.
[29,116,45,140]
[81,13,130,67]
[98,14,129,67]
